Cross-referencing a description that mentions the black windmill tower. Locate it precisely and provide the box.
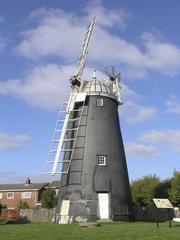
[45,18,133,223]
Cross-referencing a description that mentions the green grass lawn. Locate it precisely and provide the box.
[0,221,180,240]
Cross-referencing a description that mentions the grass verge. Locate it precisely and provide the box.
[0,221,180,240]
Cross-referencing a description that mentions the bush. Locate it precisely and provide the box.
[41,189,57,208]
[154,179,172,198]
[131,175,160,206]
[0,219,6,225]
[0,209,20,224]
[169,171,180,207]
[17,200,29,209]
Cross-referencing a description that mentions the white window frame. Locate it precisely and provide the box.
[21,192,32,199]
[97,155,107,166]
[0,193,2,199]
[7,192,14,199]
[96,98,104,107]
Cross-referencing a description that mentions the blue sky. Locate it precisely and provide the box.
[0,0,180,183]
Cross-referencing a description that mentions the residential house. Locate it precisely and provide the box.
[45,180,60,196]
[0,178,48,209]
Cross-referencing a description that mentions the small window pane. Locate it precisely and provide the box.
[97,156,107,166]
[7,192,14,199]
[21,192,32,199]
[0,193,2,199]
[96,98,104,107]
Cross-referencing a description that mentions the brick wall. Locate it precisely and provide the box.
[0,190,39,209]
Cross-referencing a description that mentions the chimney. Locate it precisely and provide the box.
[25,177,31,185]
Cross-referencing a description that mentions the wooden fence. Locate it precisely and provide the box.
[20,208,55,222]
[133,206,178,222]
[19,207,180,222]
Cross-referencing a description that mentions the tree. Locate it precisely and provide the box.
[17,200,29,209]
[41,189,57,208]
[131,175,160,206]
[169,171,180,207]
[154,179,172,198]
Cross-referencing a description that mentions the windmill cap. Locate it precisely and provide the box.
[82,79,118,102]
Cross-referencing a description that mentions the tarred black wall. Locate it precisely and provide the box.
[57,95,133,221]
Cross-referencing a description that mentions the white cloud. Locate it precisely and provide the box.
[0,3,177,113]
[122,67,148,80]
[124,128,180,158]
[120,83,157,124]
[15,4,180,77]
[16,6,141,66]
[16,4,130,61]
[142,32,180,75]
[0,60,157,117]
[17,9,84,60]
[121,83,142,101]
[0,64,72,110]
[0,63,102,110]
[17,2,128,61]
[166,95,180,114]
[84,0,129,29]
[125,142,160,157]
[0,133,31,150]
[120,100,157,123]
[119,83,157,124]
[139,129,180,152]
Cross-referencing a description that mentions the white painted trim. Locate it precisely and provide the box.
[76,93,86,102]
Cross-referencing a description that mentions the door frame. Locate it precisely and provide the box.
[97,192,111,219]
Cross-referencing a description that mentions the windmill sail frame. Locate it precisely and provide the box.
[44,18,95,176]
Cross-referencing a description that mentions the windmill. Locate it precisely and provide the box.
[44,18,133,223]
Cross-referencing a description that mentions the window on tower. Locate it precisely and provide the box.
[96,98,104,107]
[97,155,107,166]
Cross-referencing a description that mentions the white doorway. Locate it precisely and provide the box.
[97,193,109,219]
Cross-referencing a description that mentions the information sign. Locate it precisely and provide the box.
[153,198,173,209]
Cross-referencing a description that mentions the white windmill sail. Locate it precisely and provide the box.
[44,18,96,176]
[75,17,96,80]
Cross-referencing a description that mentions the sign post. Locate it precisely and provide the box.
[153,198,173,228]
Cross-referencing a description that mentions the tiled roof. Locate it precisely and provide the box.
[0,182,48,191]
[45,181,60,189]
